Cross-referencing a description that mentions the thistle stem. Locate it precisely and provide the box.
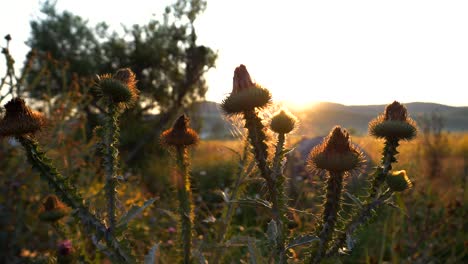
[103,104,120,232]
[312,171,344,264]
[272,133,288,263]
[175,146,193,264]
[243,110,272,182]
[326,190,393,257]
[369,138,399,199]
[17,135,134,263]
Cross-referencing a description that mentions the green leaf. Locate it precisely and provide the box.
[267,220,278,246]
[117,198,157,229]
[344,192,363,209]
[286,234,319,250]
[144,244,159,264]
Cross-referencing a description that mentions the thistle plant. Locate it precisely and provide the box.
[93,68,139,233]
[221,65,298,263]
[161,114,199,264]
[325,101,417,259]
[0,97,135,263]
[307,126,364,263]
[368,101,417,198]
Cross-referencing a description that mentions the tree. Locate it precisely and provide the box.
[26,0,216,161]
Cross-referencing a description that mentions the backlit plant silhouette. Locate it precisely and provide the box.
[1,34,425,263]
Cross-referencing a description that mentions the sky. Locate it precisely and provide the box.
[1,0,467,107]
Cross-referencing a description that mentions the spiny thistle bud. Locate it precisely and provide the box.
[386,170,412,192]
[270,109,297,134]
[93,68,139,107]
[161,114,199,147]
[221,64,271,115]
[369,101,417,140]
[308,126,364,172]
[38,195,69,222]
[0,98,45,137]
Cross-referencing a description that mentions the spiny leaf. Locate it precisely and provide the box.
[267,219,278,246]
[344,192,363,209]
[117,198,157,229]
[286,234,319,250]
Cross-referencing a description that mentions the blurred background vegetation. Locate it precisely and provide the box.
[0,0,466,263]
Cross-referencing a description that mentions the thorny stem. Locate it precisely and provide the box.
[272,133,288,263]
[243,109,287,263]
[175,146,193,264]
[243,110,272,182]
[326,190,393,257]
[312,171,345,264]
[369,138,399,199]
[104,104,120,233]
[17,136,134,263]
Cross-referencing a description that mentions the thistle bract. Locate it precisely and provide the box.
[308,126,364,173]
[221,64,271,115]
[161,114,199,147]
[386,170,412,192]
[0,98,45,137]
[369,101,417,140]
[270,110,297,134]
[38,195,69,222]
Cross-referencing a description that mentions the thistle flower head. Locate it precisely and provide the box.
[386,170,412,192]
[369,101,417,140]
[0,98,45,138]
[38,194,69,222]
[308,126,364,172]
[270,109,297,134]
[221,64,271,115]
[161,114,199,147]
[93,68,139,107]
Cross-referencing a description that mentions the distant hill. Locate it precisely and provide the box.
[188,101,468,138]
[293,102,468,136]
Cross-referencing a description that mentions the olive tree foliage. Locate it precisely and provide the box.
[26,0,216,161]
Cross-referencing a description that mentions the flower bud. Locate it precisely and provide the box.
[308,126,364,172]
[93,68,139,107]
[270,110,297,134]
[38,195,69,222]
[386,170,412,192]
[221,65,271,115]
[369,101,417,140]
[161,114,199,147]
[0,98,45,137]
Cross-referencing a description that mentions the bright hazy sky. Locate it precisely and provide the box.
[1,0,467,106]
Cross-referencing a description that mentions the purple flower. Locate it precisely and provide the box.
[57,240,73,256]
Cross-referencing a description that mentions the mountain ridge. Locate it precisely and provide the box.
[189,101,468,138]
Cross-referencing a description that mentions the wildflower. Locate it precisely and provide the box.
[38,195,69,222]
[57,240,73,256]
[386,170,412,192]
[369,101,417,140]
[221,64,271,115]
[0,98,45,137]
[161,114,199,147]
[57,240,74,263]
[270,109,297,134]
[308,126,364,173]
